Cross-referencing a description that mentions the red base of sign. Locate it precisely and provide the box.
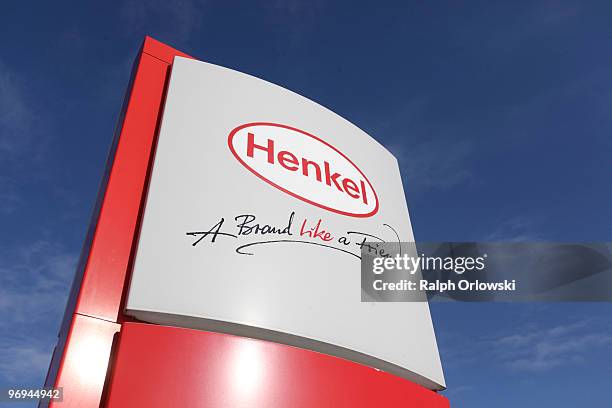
[104,323,448,407]
[41,37,449,408]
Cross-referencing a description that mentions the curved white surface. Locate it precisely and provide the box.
[126,57,445,390]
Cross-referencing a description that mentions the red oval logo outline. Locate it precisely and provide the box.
[228,122,379,218]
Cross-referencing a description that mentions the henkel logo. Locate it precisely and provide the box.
[228,122,379,217]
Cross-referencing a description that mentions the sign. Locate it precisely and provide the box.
[125,57,445,390]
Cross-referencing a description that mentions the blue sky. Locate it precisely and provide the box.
[1,1,611,407]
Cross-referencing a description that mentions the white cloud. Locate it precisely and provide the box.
[0,61,47,216]
[439,317,612,374]
[486,0,582,51]
[0,241,77,383]
[267,0,327,41]
[375,99,476,194]
[0,188,22,214]
[0,241,76,325]
[120,0,206,44]
[485,216,543,242]
[395,137,474,192]
[0,340,53,383]
[0,62,33,156]
[493,319,612,372]
[443,384,474,396]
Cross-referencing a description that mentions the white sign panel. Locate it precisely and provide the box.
[126,57,445,390]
